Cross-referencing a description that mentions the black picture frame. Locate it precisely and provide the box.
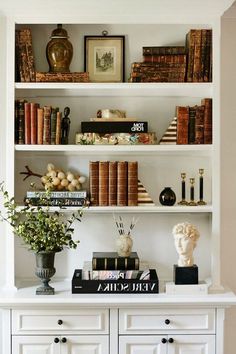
[84,35,125,83]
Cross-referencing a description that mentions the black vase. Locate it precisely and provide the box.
[159,187,176,206]
[35,251,56,295]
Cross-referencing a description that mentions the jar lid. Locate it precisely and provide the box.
[50,24,68,39]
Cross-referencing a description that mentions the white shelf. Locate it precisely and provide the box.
[17,205,213,214]
[15,144,213,156]
[15,82,213,97]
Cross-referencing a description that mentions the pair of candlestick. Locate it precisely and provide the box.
[178,169,206,206]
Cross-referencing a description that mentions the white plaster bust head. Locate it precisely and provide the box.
[172,222,200,267]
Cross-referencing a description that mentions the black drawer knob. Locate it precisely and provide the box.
[54,337,60,343]
[165,319,170,325]
[61,337,67,343]
[58,319,63,325]
[161,338,167,344]
[169,338,174,343]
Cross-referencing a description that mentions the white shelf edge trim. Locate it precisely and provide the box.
[15,82,213,97]
[15,144,213,154]
[16,205,213,213]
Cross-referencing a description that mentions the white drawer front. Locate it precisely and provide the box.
[12,309,109,334]
[119,308,215,334]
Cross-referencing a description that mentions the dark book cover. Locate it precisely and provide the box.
[72,269,159,294]
[142,46,186,56]
[25,197,87,207]
[50,108,58,145]
[18,100,25,144]
[201,98,212,144]
[192,30,202,82]
[186,29,196,82]
[92,251,139,270]
[117,161,128,206]
[15,100,20,144]
[177,106,189,144]
[188,106,197,144]
[81,121,148,134]
[195,105,205,144]
[99,161,109,206]
[89,161,99,206]
[128,161,138,206]
[203,29,212,82]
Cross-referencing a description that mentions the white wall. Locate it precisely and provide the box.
[221,9,236,354]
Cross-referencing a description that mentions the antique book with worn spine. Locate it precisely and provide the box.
[99,161,109,206]
[202,98,212,144]
[37,108,44,145]
[117,161,128,206]
[186,29,196,82]
[30,102,38,144]
[89,161,99,206]
[128,161,138,206]
[192,30,202,82]
[50,108,58,145]
[15,28,35,82]
[55,111,61,145]
[195,105,205,144]
[108,161,117,206]
[24,102,31,145]
[143,46,186,56]
[18,100,25,144]
[43,106,51,145]
[188,106,197,144]
[36,72,89,82]
[177,106,189,144]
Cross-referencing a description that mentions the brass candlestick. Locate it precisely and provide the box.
[178,173,188,205]
[197,168,206,205]
[188,178,197,206]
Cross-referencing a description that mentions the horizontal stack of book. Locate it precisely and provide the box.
[89,161,138,206]
[76,114,157,145]
[72,251,159,294]
[15,100,65,145]
[25,190,88,207]
[129,28,212,83]
[176,98,212,144]
[186,29,212,82]
[130,46,187,82]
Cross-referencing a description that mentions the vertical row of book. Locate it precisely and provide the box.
[15,100,63,145]
[89,161,138,206]
[176,98,212,144]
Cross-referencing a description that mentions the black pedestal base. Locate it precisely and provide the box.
[174,264,198,285]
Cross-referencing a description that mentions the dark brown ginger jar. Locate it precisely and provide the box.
[46,24,73,73]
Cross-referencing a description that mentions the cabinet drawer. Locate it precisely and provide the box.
[119,308,215,334]
[12,309,109,334]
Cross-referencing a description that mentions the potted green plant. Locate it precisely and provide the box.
[0,182,84,295]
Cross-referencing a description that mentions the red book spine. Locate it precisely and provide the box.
[24,102,31,144]
[128,161,138,206]
[55,111,62,145]
[37,108,44,145]
[109,161,117,206]
[30,102,37,144]
[177,106,189,144]
[99,161,109,206]
[89,161,99,206]
[117,161,128,206]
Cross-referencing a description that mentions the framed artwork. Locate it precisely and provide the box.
[84,35,125,83]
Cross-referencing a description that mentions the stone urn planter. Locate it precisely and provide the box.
[116,234,133,257]
[35,251,56,295]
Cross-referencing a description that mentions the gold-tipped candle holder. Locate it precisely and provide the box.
[197,168,206,205]
[188,177,197,206]
[178,172,188,205]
